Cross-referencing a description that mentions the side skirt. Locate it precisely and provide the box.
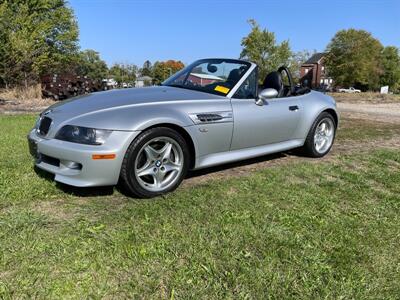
[194,139,304,170]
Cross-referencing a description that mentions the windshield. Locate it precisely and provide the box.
[162,59,251,96]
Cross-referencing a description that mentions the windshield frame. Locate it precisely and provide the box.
[162,58,253,97]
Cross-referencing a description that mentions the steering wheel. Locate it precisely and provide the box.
[278,66,295,96]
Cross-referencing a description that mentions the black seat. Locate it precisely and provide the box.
[225,69,242,88]
[262,71,284,97]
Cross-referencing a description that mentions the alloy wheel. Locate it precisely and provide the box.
[134,136,184,192]
[314,118,335,154]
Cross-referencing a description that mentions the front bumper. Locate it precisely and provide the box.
[27,129,140,187]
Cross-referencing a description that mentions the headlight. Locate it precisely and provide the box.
[55,125,112,145]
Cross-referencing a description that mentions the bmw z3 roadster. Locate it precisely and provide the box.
[28,58,338,198]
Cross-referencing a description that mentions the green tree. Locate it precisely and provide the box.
[109,63,137,85]
[76,50,108,80]
[380,46,400,92]
[140,60,152,77]
[0,0,78,87]
[325,29,383,90]
[240,19,292,83]
[152,60,184,85]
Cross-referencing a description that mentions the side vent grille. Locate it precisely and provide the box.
[196,114,223,123]
[189,111,232,125]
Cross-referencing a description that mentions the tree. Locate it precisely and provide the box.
[109,63,138,85]
[325,29,383,90]
[380,46,400,92]
[152,60,184,85]
[140,60,152,77]
[240,19,292,83]
[0,0,79,87]
[76,50,108,80]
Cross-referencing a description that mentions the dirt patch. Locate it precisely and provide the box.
[0,98,53,114]
[338,102,400,124]
[0,85,55,114]
[31,199,76,220]
[331,92,400,104]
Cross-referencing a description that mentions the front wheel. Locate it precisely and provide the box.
[302,112,336,157]
[120,127,189,198]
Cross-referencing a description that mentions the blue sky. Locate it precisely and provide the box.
[69,0,400,67]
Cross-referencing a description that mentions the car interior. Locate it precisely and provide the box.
[262,66,310,98]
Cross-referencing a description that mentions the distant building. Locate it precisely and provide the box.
[187,73,223,86]
[135,76,153,88]
[300,53,333,90]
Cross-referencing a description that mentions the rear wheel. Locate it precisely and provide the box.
[120,127,189,198]
[302,112,336,157]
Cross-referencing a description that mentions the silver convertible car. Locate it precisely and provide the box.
[28,58,338,198]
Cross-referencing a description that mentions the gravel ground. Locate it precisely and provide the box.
[338,102,400,124]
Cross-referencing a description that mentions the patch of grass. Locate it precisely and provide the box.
[337,117,400,142]
[0,115,400,299]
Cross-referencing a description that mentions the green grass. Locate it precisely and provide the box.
[337,117,400,142]
[0,115,400,299]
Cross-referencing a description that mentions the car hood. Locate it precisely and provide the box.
[45,86,221,118]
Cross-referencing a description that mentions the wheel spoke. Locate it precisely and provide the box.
[154,170,166,187]
[163,162,180,173]
[137,164,155,177]
[160,142,173,161]
[144,145,159,161]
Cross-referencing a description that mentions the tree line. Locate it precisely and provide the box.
[241,20,400,92]
[1,1,399,93]
[0,0,184,89]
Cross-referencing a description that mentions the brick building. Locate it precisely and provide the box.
[300,53,333,90]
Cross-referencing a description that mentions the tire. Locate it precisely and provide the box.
[120,127,189,198]
[301,112,336,158]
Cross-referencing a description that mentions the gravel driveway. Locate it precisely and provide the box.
[337,102,400,124]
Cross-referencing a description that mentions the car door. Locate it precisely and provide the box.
[230,69,302,150]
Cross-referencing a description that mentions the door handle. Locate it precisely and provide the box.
[289,105,299,111]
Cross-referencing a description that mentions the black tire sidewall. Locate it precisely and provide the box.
[121,127,189,198]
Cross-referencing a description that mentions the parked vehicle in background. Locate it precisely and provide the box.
[338,87,361,93]
[103,78,118,90]
[42,74,107,100]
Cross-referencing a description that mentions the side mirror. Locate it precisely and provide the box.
[256,88,278,105]
[259,88,278,100]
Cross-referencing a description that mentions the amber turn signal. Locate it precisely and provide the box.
[92,154,116,160]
